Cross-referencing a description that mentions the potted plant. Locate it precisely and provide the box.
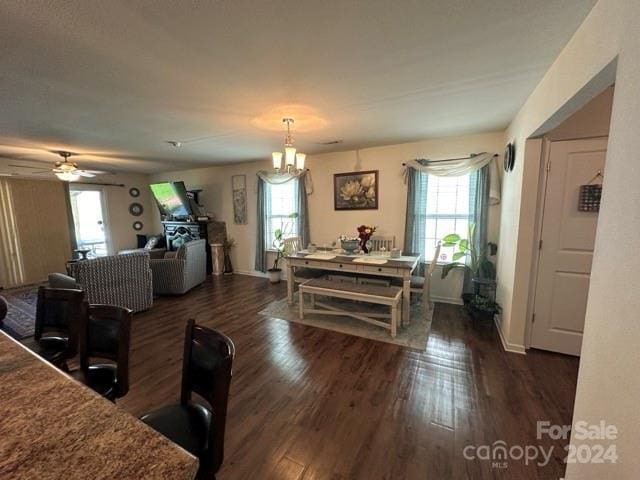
[440,223,497,306]
[467,295,502,322]
[223,237,235,275]
[267,212,299,284]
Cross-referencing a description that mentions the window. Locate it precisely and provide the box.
[423,174,475,263]
[265,181,299,249]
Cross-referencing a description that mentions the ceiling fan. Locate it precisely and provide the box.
[8,150,110,182]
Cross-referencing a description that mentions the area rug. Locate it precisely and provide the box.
[259,295,433,350]
[1,284,40,339]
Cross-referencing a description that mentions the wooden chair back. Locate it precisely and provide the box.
[181,319,236,474]
[423,242,442,319]
[79,304,133,398]
[35,287,86,358]
[369,236,395,253]
[283,236,302,254]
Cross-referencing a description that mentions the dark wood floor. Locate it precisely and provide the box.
[37,275,581,479]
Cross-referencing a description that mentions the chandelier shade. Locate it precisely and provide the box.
[272,118,305,173]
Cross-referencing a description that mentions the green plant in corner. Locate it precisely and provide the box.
[269,212,299,272]
[439,223,496,281]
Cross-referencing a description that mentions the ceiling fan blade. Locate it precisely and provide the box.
[81,170,109,175]
[76,171,96,178]
[7,163,53,170]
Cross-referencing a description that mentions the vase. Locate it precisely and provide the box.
[223,251,234,275]
[360,237,371,254]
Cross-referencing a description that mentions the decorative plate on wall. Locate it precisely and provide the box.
[129,187,140,197]
[129,202,144,216]
[503,142,516,172]
[133,221,143,231]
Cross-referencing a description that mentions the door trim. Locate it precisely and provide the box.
[68,184,113,256]
[525,136,609,350]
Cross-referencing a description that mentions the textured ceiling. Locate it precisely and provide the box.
[0,0,596,173]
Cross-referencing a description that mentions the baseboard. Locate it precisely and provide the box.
[432,295,464,306]
[494,316,527,355]
[233,269,268,279]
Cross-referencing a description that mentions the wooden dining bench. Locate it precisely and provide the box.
[298,278,403,337]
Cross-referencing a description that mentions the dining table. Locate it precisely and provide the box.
[0,331,199,480]
[285,250,420,325]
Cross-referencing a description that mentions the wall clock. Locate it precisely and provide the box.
[504,142,516,172]
[129,187,140,197]
[133,221,143,231]
[129,202,144,216]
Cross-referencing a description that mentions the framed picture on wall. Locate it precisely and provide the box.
[232,174,247,224]
[333,170,378,210]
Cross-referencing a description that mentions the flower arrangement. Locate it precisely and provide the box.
[356,224,377,253]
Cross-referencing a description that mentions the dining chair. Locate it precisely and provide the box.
[393,242,442,301]
[284,235,325,283]
[33,287,87,371]
[283,236,302,254]
[70,304,132,402]
[422,242,442,320]
[369,235,395,253]
[140,320,235,479]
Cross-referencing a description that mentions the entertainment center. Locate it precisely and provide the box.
[150,181,227,275]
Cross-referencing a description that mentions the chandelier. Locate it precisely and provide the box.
[272,118,306,173]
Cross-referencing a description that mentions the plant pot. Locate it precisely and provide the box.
[469,308,497,323]
[223,251,233,275]
[461,293,474,306]
[267,268,282,284]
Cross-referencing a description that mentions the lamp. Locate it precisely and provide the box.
[272,118,306,173]
[55,171,80,182]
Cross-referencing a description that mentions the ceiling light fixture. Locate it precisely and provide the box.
[272,118,305,173]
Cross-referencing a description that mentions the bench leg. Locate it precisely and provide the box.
[299,288,305,319]
[391,302,398,338]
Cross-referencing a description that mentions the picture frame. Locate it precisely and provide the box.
[231,174,247,224]
[333,170,378,210]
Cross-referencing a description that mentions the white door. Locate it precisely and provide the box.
[531,138,608,356]
[69,185,112,257]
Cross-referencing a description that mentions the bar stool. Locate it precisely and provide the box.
[70,304,132,402]
[33,287,86,370]
[140,320,235,478]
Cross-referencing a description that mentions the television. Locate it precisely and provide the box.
[149,181,193,218]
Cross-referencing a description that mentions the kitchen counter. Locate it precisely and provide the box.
[0,331,198,480]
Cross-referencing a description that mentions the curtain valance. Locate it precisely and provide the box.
[256,170,314,194]
[404,152,500,205]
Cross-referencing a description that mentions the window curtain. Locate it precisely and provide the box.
[254,170,313,273]
[404,154,497,289]
[254,177,268,272]
[403,168,428,271]
[404,152,500,204]
[297,172,311,248]
[463,165,490,295]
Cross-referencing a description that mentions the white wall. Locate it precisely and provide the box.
[495,0,640,476]
[150,131,504,303]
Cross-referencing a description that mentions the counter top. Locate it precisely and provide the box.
[0,331,198,480]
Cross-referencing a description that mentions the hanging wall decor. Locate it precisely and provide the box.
[503,142,515,172]
[579,184,603,211]
[129,202,144,216]
[232,174,247,224]
[334,170,378,210]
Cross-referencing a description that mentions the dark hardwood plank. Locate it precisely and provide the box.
[22,274,579,479]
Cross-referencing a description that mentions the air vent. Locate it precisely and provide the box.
[316,140,343,145]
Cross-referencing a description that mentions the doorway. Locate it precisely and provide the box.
[530,137,607,356]
[69,185,111,258]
